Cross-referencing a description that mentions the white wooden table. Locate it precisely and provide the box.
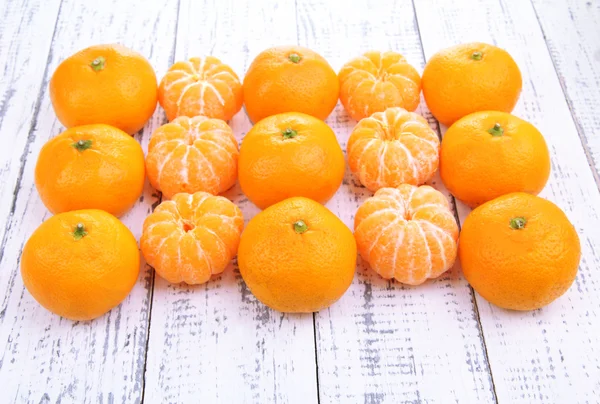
[1,0,599,402]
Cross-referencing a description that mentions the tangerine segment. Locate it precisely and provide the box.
[158,56,243,121]
[140,192,244,284]
[354,184,459,285]
[146,116,239,199]
[347,107,439,192]
[339,51,421,121]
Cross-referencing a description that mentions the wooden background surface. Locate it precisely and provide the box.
[0,0,599,403]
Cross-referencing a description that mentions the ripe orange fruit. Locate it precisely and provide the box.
[35,124,145,217]
[238,112,345,209]
[354,185,459,285]
[339,51,421,121]
[422,42,522,127]
[440,111,550,208]
[50,44,157,134]
[146,116,239,199]
[459,193,580,310]
[238,197,356,312]
[347,107,440,192]
[21,209,139,320]
[243,46,339,123]
[140,192,244,284]
[158,56,243,122]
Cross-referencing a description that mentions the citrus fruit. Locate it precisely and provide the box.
[140,192,244,284]
[146,116,238,199]
[35,124,145,217]
[459,193,580,311]
[238,112,345,209]
[422,42,522,127]
[347,107,439,192]
[440,111,550,208]
[243,46,339,123]
[158,56,243,122]
[238,197,356,312]
[339,51,421,121]
[50,44,157,134]
[21,209,140,321]
[354,184,459,285]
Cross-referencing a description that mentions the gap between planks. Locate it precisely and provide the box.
[296,0,496,402]
[408,0,499,400]
[139,0,183,402]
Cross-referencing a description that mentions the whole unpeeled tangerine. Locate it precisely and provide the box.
[35,124,146,217]
[440,111,551,208]
[459,193,580,311]
[21,209,140,321]
[243,46,339,123]
[422,42,522,127]
[238,197,357,313]
[238,112,345,210]
[50,44,157,135]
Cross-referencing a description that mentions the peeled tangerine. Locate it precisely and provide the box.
[354,184,459,285]
[339,51,421,121]
[158,56,243,121]
[140,192,244,284]
[348,107,440,192]
[146,116,239,199]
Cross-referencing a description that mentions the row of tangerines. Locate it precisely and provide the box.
[21,43,580,321]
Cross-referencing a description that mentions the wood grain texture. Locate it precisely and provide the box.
[2,0,599,402]
[295,0,496,402]
[414,0,600,402]
[0,0,61,279]
[0,0,178,402]
[142,1,319,403]
[531,0,600,187]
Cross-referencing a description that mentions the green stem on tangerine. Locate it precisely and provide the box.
[282,128,298,139]
[471,51,483,61]
[90,56,106,71]
[73,223,88,240]
[509,217,527,230]
[293,220,308,234]
[72,139,93,151]
[487,123,504,136]
[289,53,302,63]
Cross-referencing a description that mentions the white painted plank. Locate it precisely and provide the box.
[531,0,600,186]
[0,0,61,271]
[0,0,178,402]
[414,0,600,402]
[296,0,496,402]
[142,1,319,403]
